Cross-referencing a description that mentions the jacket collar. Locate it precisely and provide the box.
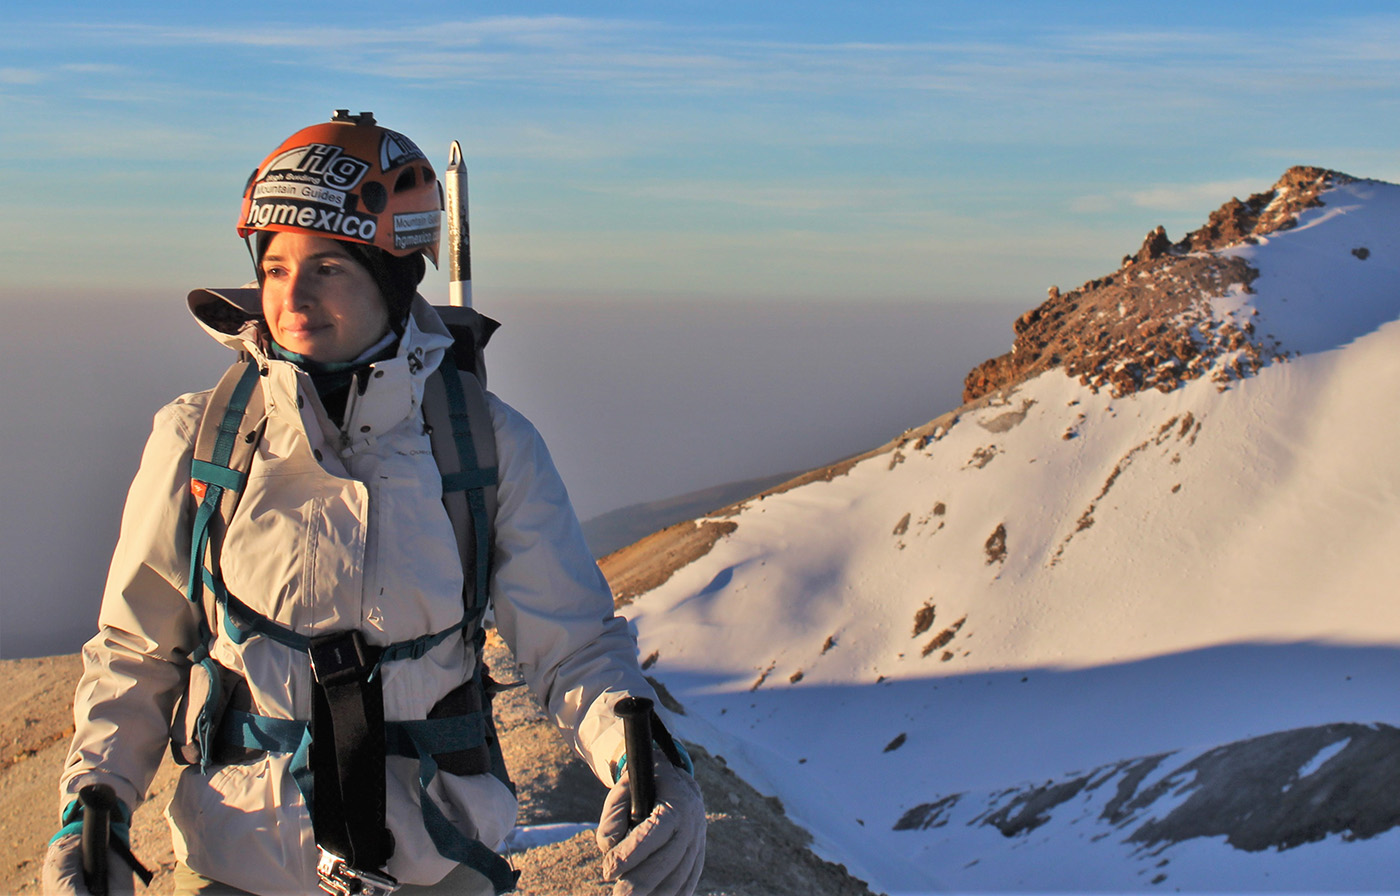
[187,286,455,453]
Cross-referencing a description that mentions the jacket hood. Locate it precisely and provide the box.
[187,284,263,352]
[186,285,456,362]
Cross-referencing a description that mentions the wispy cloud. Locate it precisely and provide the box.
[580,178,915,213]
[59,63,131,75]
[1129,180,1268,211]
[0,68,44,85]
[1072,179,1267,216]
[14,13,1400,106]
[55,16,648,53]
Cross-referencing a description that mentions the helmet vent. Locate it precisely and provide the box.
[394,167,418,193]
[361,181,388,213]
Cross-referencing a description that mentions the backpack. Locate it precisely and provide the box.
[173,290,519,892]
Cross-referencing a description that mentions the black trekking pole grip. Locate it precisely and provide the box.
[616,696,657,827]
[78,784,115,896]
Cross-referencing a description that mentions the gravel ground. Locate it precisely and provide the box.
[0,642,875,895]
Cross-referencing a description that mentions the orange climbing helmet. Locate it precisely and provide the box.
[237,110,443,264]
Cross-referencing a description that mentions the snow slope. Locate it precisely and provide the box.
[618,173,1400,893]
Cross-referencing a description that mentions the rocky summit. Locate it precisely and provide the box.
[963,165,1350,402]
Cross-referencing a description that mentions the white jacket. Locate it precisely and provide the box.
[60,294,653,893]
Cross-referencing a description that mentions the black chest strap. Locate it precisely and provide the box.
[308,630,393,873]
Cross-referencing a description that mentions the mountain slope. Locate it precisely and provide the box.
[581,470,799,558]
[604,168,1400,893]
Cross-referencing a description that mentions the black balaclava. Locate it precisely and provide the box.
[339,242,426,336]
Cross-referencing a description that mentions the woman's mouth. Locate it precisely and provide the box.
[281,320,330,338]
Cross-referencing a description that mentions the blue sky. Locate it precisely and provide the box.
[4,2,1400,305]
[7,2,1400,655]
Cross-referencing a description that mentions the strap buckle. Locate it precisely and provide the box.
[316,848,399,896]
[309,631,373,687]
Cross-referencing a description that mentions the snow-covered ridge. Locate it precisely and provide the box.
[604,169,1400,893]
[962,166,1393,403]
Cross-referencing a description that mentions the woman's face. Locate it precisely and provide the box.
[259,232,390,363]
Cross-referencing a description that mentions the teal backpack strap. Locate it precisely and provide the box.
[421,305,500,620]
[182,354,267,768]
[217,704,520,894]
[423,352,499,621]
[188,355,267,611]
[423,309,515,799]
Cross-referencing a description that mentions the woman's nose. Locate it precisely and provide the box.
[281,270,315,310]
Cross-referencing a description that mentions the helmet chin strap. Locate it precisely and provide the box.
[245,234,266,286]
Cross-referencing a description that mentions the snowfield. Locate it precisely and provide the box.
[621,173,1400,893]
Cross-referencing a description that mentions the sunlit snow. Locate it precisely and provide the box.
[625,176,1400,893]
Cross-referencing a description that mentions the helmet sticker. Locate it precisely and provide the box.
[251,181,348,210]
[394,211,439,250]
[246,142,379,241]
[380,131,427,172]
[245,200,378,241]
[262,143,371,191]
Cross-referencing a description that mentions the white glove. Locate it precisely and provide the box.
[596,756,706,896]
[41,833,136,896]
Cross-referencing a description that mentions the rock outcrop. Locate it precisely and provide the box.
[964,166,1351,403]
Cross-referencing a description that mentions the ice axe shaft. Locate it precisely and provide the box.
[616,696,657,827]
[445,140,471,308]
[79,784,114,896]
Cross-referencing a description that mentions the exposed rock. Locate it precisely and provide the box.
[1177,165,1350,253]
[1183,196,1256,252]
[902,723,1400,860]
[984,525,1007,565]
[964,167,1350,404]
[963,252,1258,403]
[911,602,937,638]
[1127,722,1400,853]
[1136,225,1173,263]
[921,616,967,658]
